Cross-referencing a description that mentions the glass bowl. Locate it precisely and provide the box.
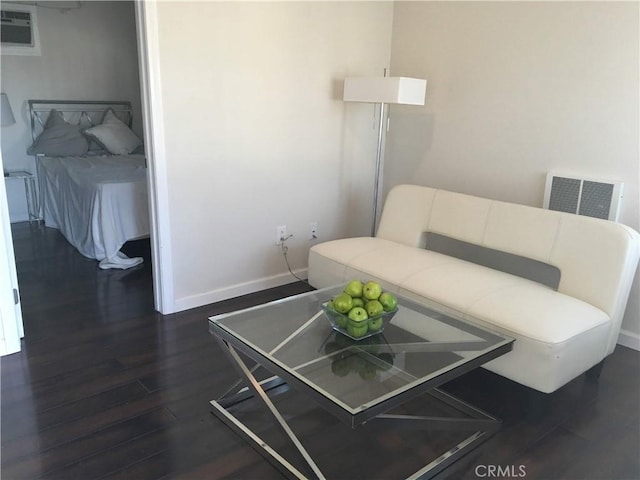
[321,302,398,341]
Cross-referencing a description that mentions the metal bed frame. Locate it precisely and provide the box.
[27,99,135,220]
[28,99,133,143]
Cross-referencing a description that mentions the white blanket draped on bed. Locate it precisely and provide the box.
[38,154,150,269]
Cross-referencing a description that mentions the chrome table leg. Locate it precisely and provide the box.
[211,337,326,479]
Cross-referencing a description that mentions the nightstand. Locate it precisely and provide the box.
[4,170,38,222]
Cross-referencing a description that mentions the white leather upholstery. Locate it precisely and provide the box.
[308,184,640,393]
[483,201,561,262]
[376,184,434,247]
[429,190,493,245]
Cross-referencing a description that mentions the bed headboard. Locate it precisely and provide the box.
[28,100,133,142]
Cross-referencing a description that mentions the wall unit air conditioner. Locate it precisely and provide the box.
[1,5,40,56]
[543,172,624,221]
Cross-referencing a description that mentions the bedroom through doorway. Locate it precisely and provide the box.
[1,1,157,348]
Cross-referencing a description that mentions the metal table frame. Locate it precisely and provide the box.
[209,322,512,479]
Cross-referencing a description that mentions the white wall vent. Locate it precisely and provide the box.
[543,172,624,221]
[1,5,40,56]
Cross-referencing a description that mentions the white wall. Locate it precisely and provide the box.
[152,1,393,311]
[387,2,640,338]
[1,1,141,222]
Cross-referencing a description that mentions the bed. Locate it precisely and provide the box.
[28,100,150,270]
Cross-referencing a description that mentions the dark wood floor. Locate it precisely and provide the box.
[2,222,639,480]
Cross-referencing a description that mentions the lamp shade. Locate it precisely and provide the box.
[343,76,426,105]
[1,93,16,126]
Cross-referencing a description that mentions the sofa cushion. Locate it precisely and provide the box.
[428,190,492,245]
[466,287,610,393]
[376,185,434,247]
[483,200,561,262]
[309,238,454,295]
[467,284,609,344]
[308,237,400,290]
[344,244,455,288]
[396,260,538,316]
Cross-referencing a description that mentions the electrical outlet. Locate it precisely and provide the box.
[310,222,318,240]
[277,225,287,244]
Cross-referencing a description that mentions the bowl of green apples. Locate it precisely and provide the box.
[322,279,398,341]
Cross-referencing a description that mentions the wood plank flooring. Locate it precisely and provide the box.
[2,222,639,479]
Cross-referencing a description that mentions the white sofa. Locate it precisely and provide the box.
[308,184,640,393]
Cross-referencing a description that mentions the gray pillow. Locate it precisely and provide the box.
[27,110,89,157]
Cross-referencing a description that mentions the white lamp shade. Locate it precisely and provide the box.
[343,76,426,105]
[1,93,16,126]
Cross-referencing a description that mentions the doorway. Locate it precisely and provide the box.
[0,1,172,353]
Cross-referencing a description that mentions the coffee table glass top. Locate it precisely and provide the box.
[209,285,513,416]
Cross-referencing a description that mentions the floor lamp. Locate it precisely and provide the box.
[343,75,426,236]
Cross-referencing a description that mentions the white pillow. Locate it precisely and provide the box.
[84,109,142,155]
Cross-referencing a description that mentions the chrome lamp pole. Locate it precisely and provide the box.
[372,100,386,237]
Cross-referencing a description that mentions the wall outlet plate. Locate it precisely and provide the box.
[277,225,287,244]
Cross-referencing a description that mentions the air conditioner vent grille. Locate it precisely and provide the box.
[548,176,580,214]
[1,5,40,55]
[579,181,614,220]
[543,172,623,222]
[1,9,33,47]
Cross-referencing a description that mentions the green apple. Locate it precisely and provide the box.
[335,313,348,329]
[325,300,348,327]
[368,316,383,332]
[348,324,368,338]
[365,300,384,318]
[347,306,368,322]
[358,363,377,381]
[344,280,364,298]
[363,281,382,300]
[347,310,369,338]
[350,355,366,372]
[352,297,365,308]
[331,357,351,377]
[333,293,353,314]
[378,292,398,312]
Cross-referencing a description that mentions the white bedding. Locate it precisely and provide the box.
[38,154,150,269]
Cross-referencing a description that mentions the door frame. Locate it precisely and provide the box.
[0,151,23,356]
[135,1,175,314]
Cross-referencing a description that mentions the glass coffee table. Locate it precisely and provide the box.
[209,285,514,479]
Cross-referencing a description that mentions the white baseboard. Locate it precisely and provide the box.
[617,329,640,351]
[173,268,308,313]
